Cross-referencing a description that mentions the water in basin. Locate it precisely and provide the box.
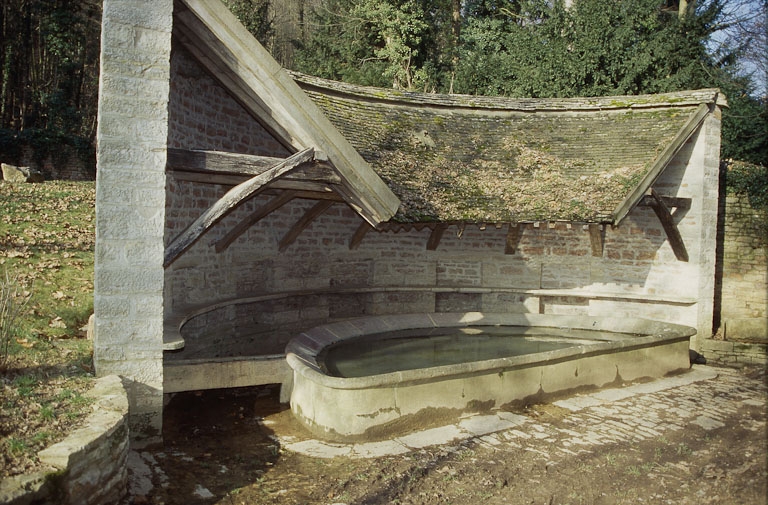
[320,325,636,378]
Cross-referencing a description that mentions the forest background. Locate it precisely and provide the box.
[0,0,765,173]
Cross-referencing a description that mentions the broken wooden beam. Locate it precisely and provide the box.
[164,148,314,267]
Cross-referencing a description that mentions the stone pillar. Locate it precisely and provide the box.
[693,108,723,348]
[94,0,173,445]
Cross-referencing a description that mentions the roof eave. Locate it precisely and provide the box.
[611,102,714,226]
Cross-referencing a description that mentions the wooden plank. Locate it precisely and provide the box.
[426,223,449,251]
[647,189,689,262]
[349,221,373,250]
[613,103,711,225]
[175,0,399,225]
[505,223,522,255]
[214,191,298,252]
[168,169,340,193]
[278,200,335,251]
[167,148,342,184]
[638,195,692,211]
[588,224,604,257]
[164,148,314,267]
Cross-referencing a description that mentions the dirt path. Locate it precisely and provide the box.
[126,365,766,505]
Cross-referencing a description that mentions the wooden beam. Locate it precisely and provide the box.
[638,195,691,212]
[349,221,372,250]
[426,223,449,251]
[214,191,298,253]
[588,224,604,257]
[647,189,689,262]
[168,169,340,193]
[174,0,399,225]
[505,223,522,255]
[279,200,335,251]
[164,148,314,267]
[167,148,341,184]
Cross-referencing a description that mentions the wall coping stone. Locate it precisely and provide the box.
[0,375,130,505]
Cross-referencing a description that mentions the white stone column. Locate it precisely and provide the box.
[94,0,173,445]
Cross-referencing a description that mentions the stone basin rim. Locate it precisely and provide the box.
[285,312,696,390]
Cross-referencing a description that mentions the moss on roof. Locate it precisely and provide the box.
[293,73,719,223]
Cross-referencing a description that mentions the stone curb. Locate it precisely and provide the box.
[279,366,720,459]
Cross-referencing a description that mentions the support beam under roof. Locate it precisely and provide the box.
[279,200,336,251]
[164,148,314,267]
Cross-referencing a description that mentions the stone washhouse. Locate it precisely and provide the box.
[95,0,724,442]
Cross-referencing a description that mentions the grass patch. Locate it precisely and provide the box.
[0,179,95,477]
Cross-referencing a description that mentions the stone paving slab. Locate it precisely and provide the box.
[279,365,766,459]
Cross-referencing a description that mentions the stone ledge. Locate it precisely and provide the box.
[0,375,130,505]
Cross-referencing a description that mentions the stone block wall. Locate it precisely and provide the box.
[94,0,173,444]
[718,194,767,324]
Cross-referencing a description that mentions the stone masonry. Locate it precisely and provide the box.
[94,0,173,444]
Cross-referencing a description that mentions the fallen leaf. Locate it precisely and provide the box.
[52,291,66,300]
[49,317,67,329]
[16,338,35,348]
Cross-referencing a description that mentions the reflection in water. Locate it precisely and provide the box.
[321,326,635,378]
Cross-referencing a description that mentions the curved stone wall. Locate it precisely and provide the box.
[0,375,130,505]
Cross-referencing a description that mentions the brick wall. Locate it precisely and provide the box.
[167,45,289,157]
[164,163,712,360]
[16,145,95,180]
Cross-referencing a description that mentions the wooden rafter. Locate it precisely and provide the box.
[588,224,604,257]
[426,223,449,251]
[613,103,711,225]
[505,224,522,255]
[174,0,399,226]
[279,200,336,251]
[167,148,341,184]
[214,191,298,253]
[164,148,314,267]
[646,188,689,262]
[349,221,372,250]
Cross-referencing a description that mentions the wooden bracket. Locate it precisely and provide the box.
[505,224,522,255]
[646,188,689,262]
[213,191,298,252]
[349,221,373,250]
[426,223,449,251]
[588,224,604,257]
[164,148,314,267]
[279,200,335,251]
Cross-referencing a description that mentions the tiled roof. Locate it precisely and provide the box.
[293,73,721,224]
